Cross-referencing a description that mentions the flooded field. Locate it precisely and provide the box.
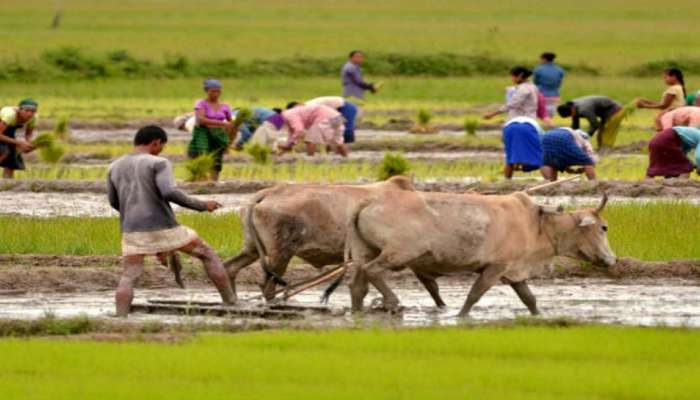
[1,278,698,328]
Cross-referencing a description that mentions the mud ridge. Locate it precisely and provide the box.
[0,255,696,292]
[5,178,700,198]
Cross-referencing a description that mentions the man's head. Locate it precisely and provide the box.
[557,101,576,118]
[540,52,556,64]
[349,50,365,65]
[134,125,168,155]
[17,98,38,122]
[509,66,532,84]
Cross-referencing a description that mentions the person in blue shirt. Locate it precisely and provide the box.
[533,52,565,117]
[341,50,377,100]
[647,126,700,179]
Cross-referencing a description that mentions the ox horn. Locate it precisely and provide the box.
[595,192,609,214]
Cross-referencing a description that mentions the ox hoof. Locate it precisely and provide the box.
[369,297,403,314]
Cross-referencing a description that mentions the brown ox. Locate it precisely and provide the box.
[223,176,447,307]
[345,190,616,316]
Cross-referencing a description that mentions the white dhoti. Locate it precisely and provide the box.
[121,225,198,256]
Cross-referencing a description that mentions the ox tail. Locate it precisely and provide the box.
[247,197,288,287]
[321,199,372,304]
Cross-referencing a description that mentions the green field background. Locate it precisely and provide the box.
[2,0,698,71]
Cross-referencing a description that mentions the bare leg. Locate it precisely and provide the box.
[305,143,317,156]
[180,238,235,304]
[583,165,596,181]
[334,144,349,157]
[679,173,691,179]
[458,264,507,317]
[414,270,446,308]
[504,164,514,179]
[540,165,557,182]
[210,170,220,181]
[115,255,145,317]
[3,168,14,179]
[510,281,540,315]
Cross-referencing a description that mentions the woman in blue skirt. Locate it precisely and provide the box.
[540,128,598,181]
[501,117,544,179]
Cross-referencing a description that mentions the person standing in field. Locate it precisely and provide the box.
[636,68,687,129]
[484,66,543,179]
[278,103,348,157]
[556,96,625,148]
[646,126,700,179]
[533,52,565,117]
[108,126,234,317]
[0,99,38,179]
[540,128,598,182]
[305,96,359,144]
[341,50,377,100]
[188,79,235,181]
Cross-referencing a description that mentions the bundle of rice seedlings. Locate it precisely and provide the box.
[39,144,65,163]
[377,152,410,181]
[621,100,638,120]
[464,117,480,136]
[409,109,438,134]
[31,133,56,149]
[244,142,271,164]
[53,116,71,140]
[184,154,215,182]
[232,108,253,130]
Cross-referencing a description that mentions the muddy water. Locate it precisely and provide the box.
[0,192,694,218]
[69,129,500,143]
[0,279,698,328]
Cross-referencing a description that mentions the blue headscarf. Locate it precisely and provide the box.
[203,79,222,91]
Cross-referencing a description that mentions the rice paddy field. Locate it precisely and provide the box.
[1,1,700,398]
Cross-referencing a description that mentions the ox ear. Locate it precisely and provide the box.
[578,215,597,227]
[539,204,564,214]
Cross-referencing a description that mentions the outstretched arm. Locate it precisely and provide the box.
[154,160,208,211]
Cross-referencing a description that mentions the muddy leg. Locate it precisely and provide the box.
[357,254,403,311]
[2,168,14,179]
[458,264,506,317]
[261,253,293,302]
[222,250,259,298]
[350,268,370,311]
[180,238,235,304]
[414,271,446,308]
[510,281,540,315]
[115,255,145,317]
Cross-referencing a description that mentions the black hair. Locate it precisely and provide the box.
[348,50,363,58]
[510,65,532,80]
[557,102,575,118]
[272,108,282,114]
[286,101,300,110]
[541,52,556,62]
[665,67,686,97]
[134,125,168,146]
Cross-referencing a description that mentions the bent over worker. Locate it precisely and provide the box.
[108,125,234,317]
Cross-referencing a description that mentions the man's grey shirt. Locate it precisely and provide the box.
[107,153,207,233]
[341,61,373,99]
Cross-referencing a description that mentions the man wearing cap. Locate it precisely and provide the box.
[0,99,38,178]
[108,125,235,317]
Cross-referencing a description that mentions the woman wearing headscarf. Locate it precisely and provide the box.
[484,66,543,179]
[0,98,38,179]
[188,79,234,181]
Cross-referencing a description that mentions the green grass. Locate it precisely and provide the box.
[0,326,698,399]
[12,153,656,182]
[0,202,697,261]
[2,0,698,72]
[0,76,683,122]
